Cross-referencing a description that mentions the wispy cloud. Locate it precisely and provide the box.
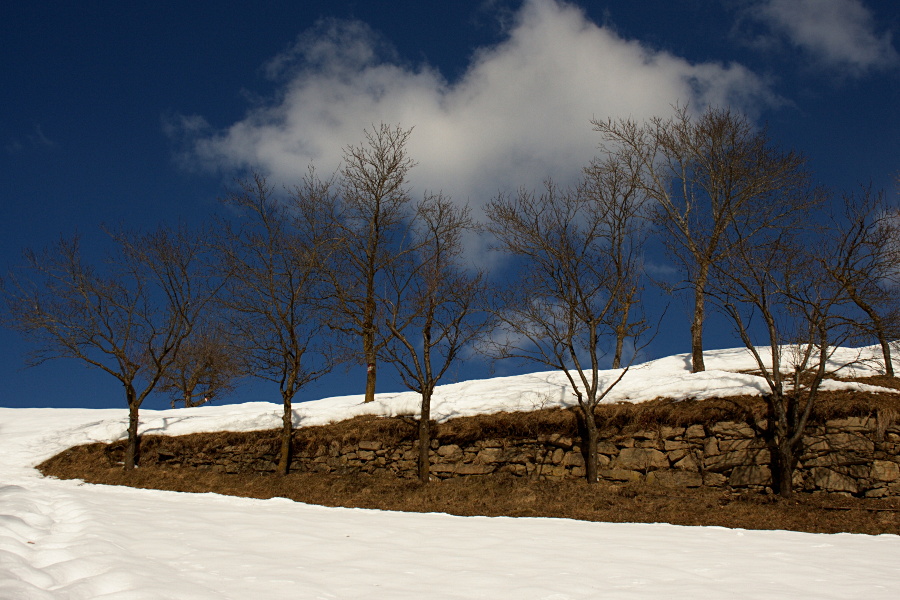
[6,124,57,155]
[173,0,776,211]
[743,0,899,75]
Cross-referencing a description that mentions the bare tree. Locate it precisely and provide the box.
[581,153,650,368]
[709,191,853,497]
[325,124,417,403]
[1,225,218,469]
[158,319,242,408]
[485,180,644,483]
[219,172,337,475]
[381,194,488,483]
[593,105,810,372]
[824,187,900,377]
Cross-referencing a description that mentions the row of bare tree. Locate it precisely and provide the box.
[3,111,899,496]
[591,106,900,496]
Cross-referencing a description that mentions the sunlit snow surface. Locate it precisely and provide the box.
[2,346,900,598]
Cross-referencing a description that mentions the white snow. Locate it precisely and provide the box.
[2,345,900,598]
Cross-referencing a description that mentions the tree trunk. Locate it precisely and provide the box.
[365,361,377,404]
[277,396,293,476]
[769,439,796,498]
[124,385,140,471]
[582,406,600,484]
[363,328,377,403]
[877,330,894,378]
[691,277,707,373]
[418,389,432,483]
[612,302,632,370]
[613,328,625,371]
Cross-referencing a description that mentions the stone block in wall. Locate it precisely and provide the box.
[358,440,383,451]
[476,447,503,464]
[809,467,859,493]
[685,424,706,438]
[429,463,456,474]
[871,460,900,482]
[711,421,755,438]
[703,472,727,487]
[534,464,567,478]
[538,433,574,449]
[718,438,764,453]
[660,426,686,439]
[803,452,869,468]
[598,468,641,482]
[667,449,688,463]
[632,430,659,440]
[455,463,495,476]
[647,470,703,488]
[705,448,769,473]
[803,437,829,454]
[498,463,527,476]
[506,450,533,464]
[673,454,698,471]
[357,450,376,461]
[563,451,585,467]
[615,447,668,470]
[597,442,618,455]
[824,432,875,454]
[664,440,691,451]
[729,465,771,487]
[549,448,565,465]
[825,416,875,432]
[437,444,462,458]
[704,437,719,456]
[865,486,889,498]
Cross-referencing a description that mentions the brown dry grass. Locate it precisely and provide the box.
[36,384,900,536]
[40,446,900,535]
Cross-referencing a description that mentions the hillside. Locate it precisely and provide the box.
[4,345,900,598]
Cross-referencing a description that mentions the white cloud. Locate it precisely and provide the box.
[747,0,899,74]
[178,0,776,212]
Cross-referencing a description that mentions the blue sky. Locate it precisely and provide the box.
[2,0,898,409]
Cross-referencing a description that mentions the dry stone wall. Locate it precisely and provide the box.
[146,415,900,497]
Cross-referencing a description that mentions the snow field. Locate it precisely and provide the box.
[2,345,900,598]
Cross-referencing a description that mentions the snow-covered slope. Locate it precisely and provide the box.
[18,344,898,452]
[2,346,899,598]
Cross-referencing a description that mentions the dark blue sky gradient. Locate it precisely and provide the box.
[2,1,898,409]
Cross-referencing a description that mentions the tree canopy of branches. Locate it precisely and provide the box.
[581,153,650,368]
[157,319,242,408]
[325,124,418,403]
[1,225,219,469]
[381,194,488,482]
[824,187,900,377]
[485,180,646,483]
[708,186,855,497]
[593,105,810,373]
[219,173,337,475]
